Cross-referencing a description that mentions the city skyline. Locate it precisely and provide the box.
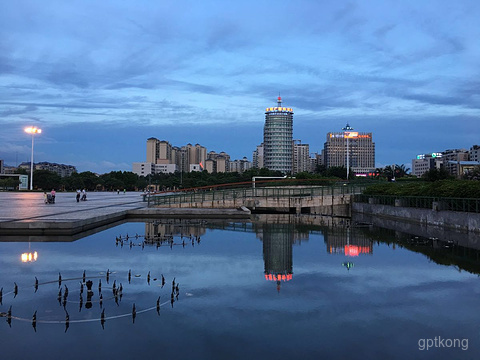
[1,1,479,173]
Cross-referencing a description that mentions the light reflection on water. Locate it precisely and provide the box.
[0,215,478,360]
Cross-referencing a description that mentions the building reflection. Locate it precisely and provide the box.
[324,227,373,256]
[258,223,294,292]
[145,220,207,240]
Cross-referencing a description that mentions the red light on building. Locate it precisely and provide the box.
[344,245,371,257]
[265,273,293,281]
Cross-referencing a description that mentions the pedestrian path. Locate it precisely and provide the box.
[0,191,146,235]
[0,191,250,237]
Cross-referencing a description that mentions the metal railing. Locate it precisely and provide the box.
[147,183,368,207]
[354,194,480,213]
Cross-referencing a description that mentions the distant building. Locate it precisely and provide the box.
[189,164,202,172]
[310,152,323,172]
[132,162,155,176]
[411,148,478,178]
[446,161,480,178]
[205,151,230,173]
[292,140,310,174]
[263,97,293,174]
[229,157,252,173]
[252,143,264,169]
[132,162,177,176]
[442,149,469,177]
[146,138,207,173]
[323,124,375,175]
[469,145,480,162]
[411,153,443,177]
[18,162,76,177]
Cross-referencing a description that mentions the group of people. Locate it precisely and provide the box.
[76,189,87,202]
[43,189,56,204]
[43,189,89,204]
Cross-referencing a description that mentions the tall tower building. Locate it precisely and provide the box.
[263,96,294,174]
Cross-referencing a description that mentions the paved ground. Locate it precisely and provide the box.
[0,191,250,237]
[0,191,147,235]
[0,191,146,222]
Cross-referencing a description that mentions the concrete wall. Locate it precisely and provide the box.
[155,194,353,217]
[352,202,480,234]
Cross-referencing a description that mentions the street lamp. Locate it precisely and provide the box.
[24,126,42,190]
[342,123,357,180]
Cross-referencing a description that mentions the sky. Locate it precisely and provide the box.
[0,0,479,174]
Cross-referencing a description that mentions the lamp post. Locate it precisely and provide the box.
[24,126,42,190]
[342,123,354,180]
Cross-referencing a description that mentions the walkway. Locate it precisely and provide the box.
[0,191,250,237]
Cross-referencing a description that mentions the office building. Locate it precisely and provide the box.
[411,153,443,177]
[323,124,375,175]
[263,96,293,174]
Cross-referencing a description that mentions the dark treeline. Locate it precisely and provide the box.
[5,163,478,192]
[15,167,358,192]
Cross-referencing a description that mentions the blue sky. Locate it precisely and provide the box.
[1,0,479,173]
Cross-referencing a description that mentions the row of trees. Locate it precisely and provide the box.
[6,163,479,192]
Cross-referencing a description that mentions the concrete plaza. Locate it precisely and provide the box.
[0,191,250,238]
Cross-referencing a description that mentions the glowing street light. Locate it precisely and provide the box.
[24,126,42,190]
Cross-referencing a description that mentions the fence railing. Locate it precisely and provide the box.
[354,194,480,213]
[147,183,368,207]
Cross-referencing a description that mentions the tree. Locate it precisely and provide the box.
[33,170,62,190]
[394,164,410,178]
[0,177,20,190]
[422,168,454,182]
[325,166,347,179]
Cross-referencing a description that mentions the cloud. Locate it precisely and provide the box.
[0,104,38,117]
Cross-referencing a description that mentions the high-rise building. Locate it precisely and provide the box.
[263,97,293,174]
[324,124,375,175]
[146,138,172,164]
[206,151,230,173]
[252,143,264,169]
[292,140,310,174]
[146,139,207,172]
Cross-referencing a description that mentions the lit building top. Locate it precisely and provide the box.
[265,96,294,113]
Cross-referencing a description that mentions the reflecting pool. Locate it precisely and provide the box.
[0,215,478,359]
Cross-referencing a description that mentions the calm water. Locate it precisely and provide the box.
[0,215,479,360]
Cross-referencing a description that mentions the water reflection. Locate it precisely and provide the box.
[1,215,480,359]
[259,223,294,292]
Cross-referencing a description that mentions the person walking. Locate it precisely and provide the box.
[44,191,48,204]
[51,189,56,203]
[81,189,87,201]
[76,189,81,203]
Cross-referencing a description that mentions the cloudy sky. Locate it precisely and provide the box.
[1,0,479,173]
